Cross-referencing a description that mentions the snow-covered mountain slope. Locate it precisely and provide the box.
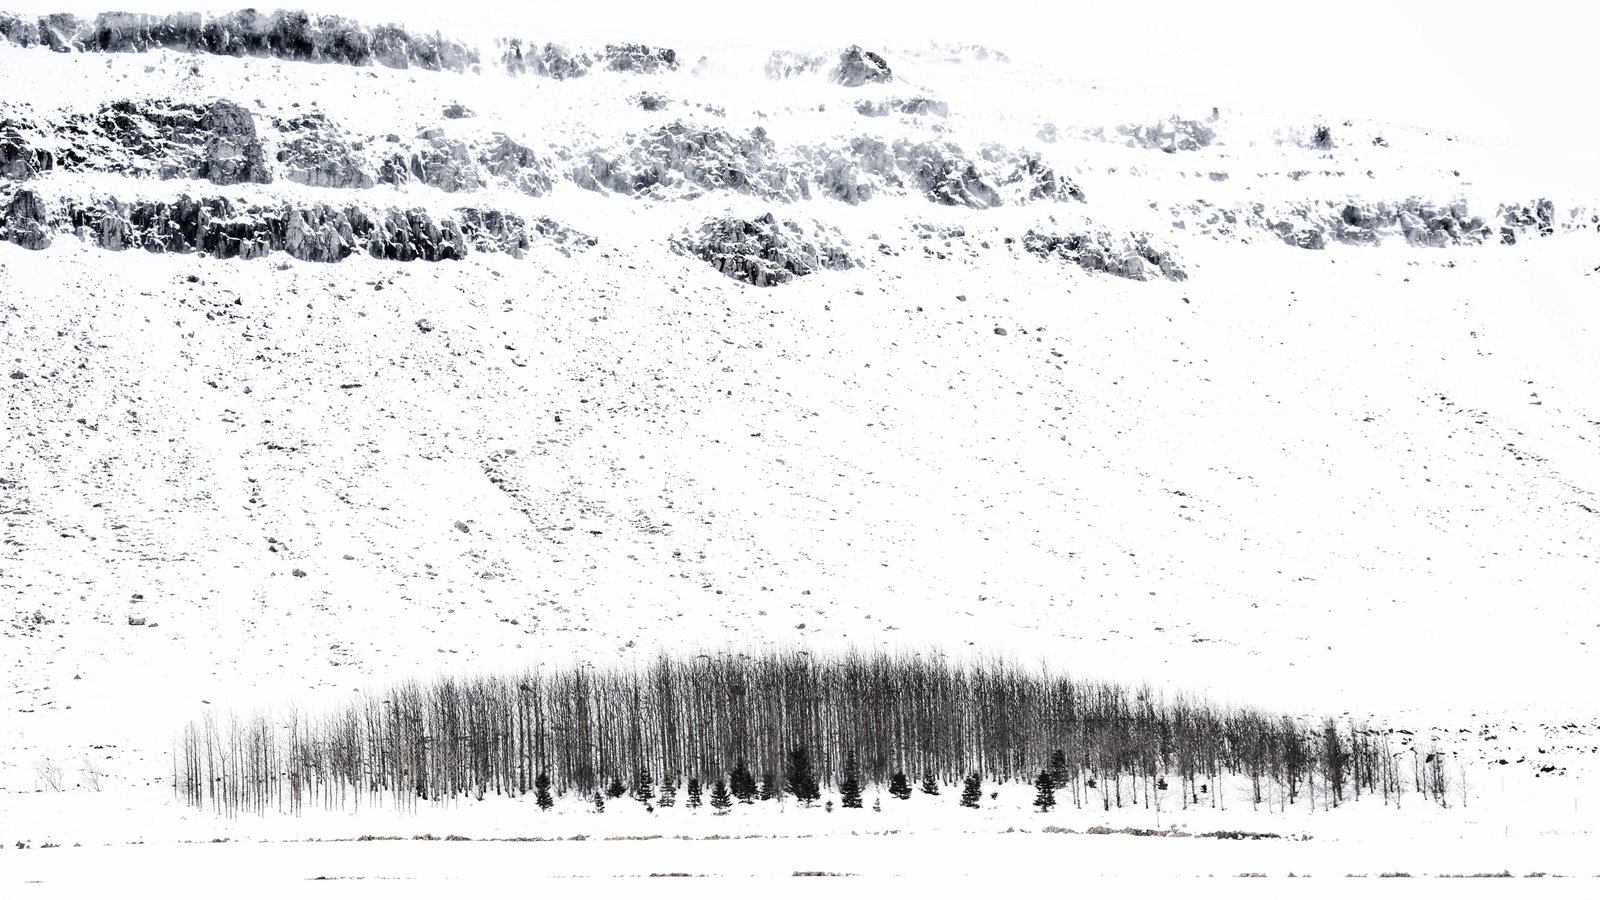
[2,8,1598,836]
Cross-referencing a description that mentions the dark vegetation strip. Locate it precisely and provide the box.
[173,650,1454,816]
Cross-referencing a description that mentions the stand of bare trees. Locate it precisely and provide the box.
[172,650,1447,816]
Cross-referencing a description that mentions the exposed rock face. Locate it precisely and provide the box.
[2,189,52,249]
[897,141,1003,208]
[0,192,594,262]
[577,123,808,201]
[500,40,677,77]
[502,40,592,79]
[50,98,271,185]
[806,137,901,204]
[442,104,475,120]
[0,10,481,71]
[274,113,375,189]
[1498,199,1555,244]
[196,99,272,185]
[1022,229,1187,281]
[378,129,484,193]
[992,150,1083,202]
[1263,198,1537,249]
[673,212,854,286]
[1118,116,1217,153]
[603,43,677,73]
[477,133,554,197]
[834,46,892,87]
[856,97,949,118]
[1,120,53,180]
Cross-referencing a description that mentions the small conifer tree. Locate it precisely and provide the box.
[840,757,863,809]
[785,747,821,806]
[592,791,606,813]
[889,772,912,800]
[920,773,940,796]
[757,772,777,802]
[686,777,703,809]
[730,762,757,803]
[959,772,982,809]
[534,771,554,811]
[709,777,732,814]
[605,774,626,799]
[633,765,655,803]
[658,775,677,808]
[1048,749,1069,789]
[1033,769,1057,812]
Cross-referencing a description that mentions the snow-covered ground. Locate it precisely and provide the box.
[2,6,1598,884]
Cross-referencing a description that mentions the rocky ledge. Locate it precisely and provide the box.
[0,187,595,261]
[0,9,479,71]
[1021,229,1187,281]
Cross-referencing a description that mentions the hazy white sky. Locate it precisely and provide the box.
[9,1,1595,145]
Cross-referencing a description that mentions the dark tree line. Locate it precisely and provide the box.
[173,650,1445,816]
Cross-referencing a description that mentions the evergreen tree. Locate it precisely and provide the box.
[686,777,703,809]
[658,775,677,808]
[839,757,863,809]
[889,772,912,800]
[785,747,821,806]
[730,761,757,803]
[1049,749,1070,789]
[534,771,554,811]
[592,791,606,813]
[1033,769,1057,812]
[959,772,982,809]
[709,777,732,814]
[757,772,777,802]
[632,765,655,803]
[605,774,626,799]
[920,773,941,796]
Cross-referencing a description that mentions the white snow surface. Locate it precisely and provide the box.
[2,6,1599,882]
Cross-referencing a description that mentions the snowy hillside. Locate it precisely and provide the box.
[2,7,1599,879]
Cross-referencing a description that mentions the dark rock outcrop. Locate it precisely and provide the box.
[477,133,554,197]
[577,123,808,201]
[1498,199,1555,244]
[2,192,593,262]
[51,98,271,185]
[995,151,1083,203]
[378,129,483,193]
[1268,198,1508,249]
[501,39,592,79]
[1022,229,1187,281]
[602,42,677,73]
[1,120,53,180]
[274,113,375,189]
[834,46,892,87]
[673,212,854,286]
[897,141,1003,208]
[807,137,902,204]
[2,189,51,249]
[0,10,481,71]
